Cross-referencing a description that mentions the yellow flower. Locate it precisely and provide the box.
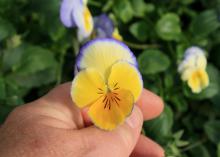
[71,38,143,130]
[178,46,209,93]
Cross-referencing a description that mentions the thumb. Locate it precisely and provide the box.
[79,106,143,157]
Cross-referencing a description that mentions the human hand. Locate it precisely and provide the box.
[0,83,164,157]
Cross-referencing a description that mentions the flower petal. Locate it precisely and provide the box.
[94,14,114,38]
[71,68,106,108]
[60,0,77,27]
[187,69,209,93]
[77,38,137,79]
[108,61,143,101]
[73,6,93,40]
[88,89,134,130]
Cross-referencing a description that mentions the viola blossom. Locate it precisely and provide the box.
[71,38,143,130]
[94,14,123,41]
[178,46,209,93]
[60,0,93,40]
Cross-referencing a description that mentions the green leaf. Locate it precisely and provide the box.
[204,120,220,144]
[189,145,210,157]
[113,0,133,23]
[138,49,170,74]
[144,105,173,140]
[156,13,182,41]
[3,44,58,88]
[0,17,15,41]
[191,10,220,37]
[0,77,6,100]
[29,0,67,41]
[129,21,149,41]
[0,105,14,124]
[218,143,220,157]
[130,0,155,17]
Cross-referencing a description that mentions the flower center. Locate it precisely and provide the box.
[97,83,120,110]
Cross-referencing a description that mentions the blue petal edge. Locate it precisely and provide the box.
[76,38,138,71]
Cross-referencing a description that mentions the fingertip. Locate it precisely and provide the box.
[131,135,165,157]
[126,106,143,130]
[137,89,164,120]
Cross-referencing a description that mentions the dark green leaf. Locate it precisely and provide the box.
[204,120,220,144]
[0,77,6,100]
[3,44,58,88]
[129,21,149,41]
[138,49,170,74]
[191,10,220,37]
[189,145,210,157]
[0,17,15,41]
[144,105,173,139]
[218,143,220,157]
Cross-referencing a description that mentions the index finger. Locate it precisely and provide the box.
[136,89,164,120]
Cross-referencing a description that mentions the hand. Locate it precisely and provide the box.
[0,83,164,157]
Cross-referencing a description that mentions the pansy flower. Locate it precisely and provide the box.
[178,46,209,93]
[71,38,143,130]
[60,0,93,40]
[94,14,123,41]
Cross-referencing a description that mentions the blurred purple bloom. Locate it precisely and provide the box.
[60,0,83,28]
[94,14,114,38]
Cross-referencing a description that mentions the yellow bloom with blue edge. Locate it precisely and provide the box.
[71,38,143,130]
[178,46,209,93]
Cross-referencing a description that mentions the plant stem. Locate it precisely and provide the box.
[180,137,207,152]
[88,0,102,7]
[124,41,160,50]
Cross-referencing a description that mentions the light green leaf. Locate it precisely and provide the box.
[130,0,154,17]
[113,0,133,23]
[138,49,170,74]
[156,13,182,41]
[129,21,149,41]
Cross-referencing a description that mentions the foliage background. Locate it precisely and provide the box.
[1,0,220,156]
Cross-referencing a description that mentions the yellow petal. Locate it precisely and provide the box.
[71,68,106,108]
[187,69,209,93]
[83,6,93,33]
[108,61,143,101]
[88,89,134,130]
[112,28,123,41]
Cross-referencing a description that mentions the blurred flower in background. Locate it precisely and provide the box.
[60,0,93,40]
[93,14,122,40]
[178,46,209,93]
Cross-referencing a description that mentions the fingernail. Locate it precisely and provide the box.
[126,106,143,129]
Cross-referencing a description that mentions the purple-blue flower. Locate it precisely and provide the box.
[94,14,123,40]
[60,0,93,40]
[94,14,114,38]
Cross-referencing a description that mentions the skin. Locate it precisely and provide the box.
[0,83,164,157]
